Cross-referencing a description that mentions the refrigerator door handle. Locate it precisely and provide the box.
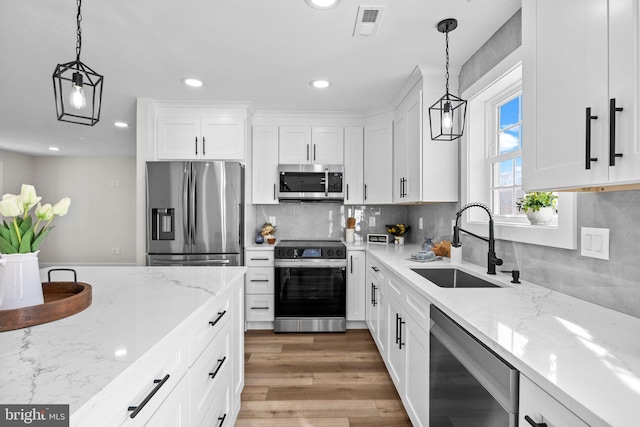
[182,166,190,244]
[190,167,197,251]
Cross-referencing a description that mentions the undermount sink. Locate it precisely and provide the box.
[410,268,502,288]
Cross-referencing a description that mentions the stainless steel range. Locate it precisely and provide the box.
[274,240,347,333]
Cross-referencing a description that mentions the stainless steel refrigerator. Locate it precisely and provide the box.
[146,161,244,266]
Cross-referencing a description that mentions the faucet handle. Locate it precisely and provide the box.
[502,270,520,284]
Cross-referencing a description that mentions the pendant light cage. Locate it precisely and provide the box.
[428,18,467,141]
[52,0,103,126]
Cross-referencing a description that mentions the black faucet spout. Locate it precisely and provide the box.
[453,203,502,275]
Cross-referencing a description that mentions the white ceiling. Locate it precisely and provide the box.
[0,0,520,157]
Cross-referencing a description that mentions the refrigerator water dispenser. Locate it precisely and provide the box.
[152,208,175,240]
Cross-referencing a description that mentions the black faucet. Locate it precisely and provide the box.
[452,202,503,275]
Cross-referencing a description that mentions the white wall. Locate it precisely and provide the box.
[31,157,136,266]
[0,149,36,194]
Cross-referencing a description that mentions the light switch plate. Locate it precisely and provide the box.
[268,216,276,226]
[581,227,610,260]
[419,218,424,230]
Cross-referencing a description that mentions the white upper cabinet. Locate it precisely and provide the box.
[344,126,365,205]
[278,126,344,165]
[523,0,640,191]
[364,121,393,204]
[153,103,247,161]
[252,126,279,204]
[393,86,422,203]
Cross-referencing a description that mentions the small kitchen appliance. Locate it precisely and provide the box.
[274,240,347,332]
[277,164,344,202]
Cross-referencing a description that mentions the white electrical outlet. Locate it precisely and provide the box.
[111,248,121,255]
[419,218,423,230]
[370,216,376,227]
[580,227,610,260]
[268,216,276,226]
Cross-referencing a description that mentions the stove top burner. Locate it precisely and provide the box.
[275,240,346,260]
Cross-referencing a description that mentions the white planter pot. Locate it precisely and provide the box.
[0,251,43,310]
[526,207,554,225]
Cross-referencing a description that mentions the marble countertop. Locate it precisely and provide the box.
[362,243,640,426]
[0,266,246,416]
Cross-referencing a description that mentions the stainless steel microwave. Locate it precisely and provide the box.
[277,164,344,202]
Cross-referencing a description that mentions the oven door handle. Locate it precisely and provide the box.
[275,260,347,268]
[324,168,329,197]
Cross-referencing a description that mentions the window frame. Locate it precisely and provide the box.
[460,47,577,249]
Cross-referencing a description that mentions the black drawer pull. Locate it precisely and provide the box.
[371,266,379,272]
[250,279,270,282]
[128,374,170,418]
[209,357,227,380]
[585,107,598,169]
[609,98,624,166]
[209,311,227,327]
[250,257,270,261]
[217,413,227,427]
[524,415,547,427]
[251,306,269,310]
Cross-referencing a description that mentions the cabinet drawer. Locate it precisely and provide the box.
[189,289,232,366]
[246,267,275,294]
[366,258,386,283]
[190,321,231,427]
[245,294,274,322]
[404,284,431,326]
[199,372,231,427]
[117,334,189,427]
[246,251,274,267]
[142,374,189,427]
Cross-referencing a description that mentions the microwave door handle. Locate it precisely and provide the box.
[325,168,329,197]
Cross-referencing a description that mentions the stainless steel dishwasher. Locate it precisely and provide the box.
[430,306,519,426]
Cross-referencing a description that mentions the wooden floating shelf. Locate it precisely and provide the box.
[0,282,92,332]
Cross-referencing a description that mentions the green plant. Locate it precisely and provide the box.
[0,184,71,254]
[516,192,557,214]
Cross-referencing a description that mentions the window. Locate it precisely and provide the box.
[461,47,576,249]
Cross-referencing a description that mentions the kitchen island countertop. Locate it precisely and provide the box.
[358,242,640,427]
[0,266,246,419]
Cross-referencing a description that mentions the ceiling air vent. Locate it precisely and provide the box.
[353,6,385,37]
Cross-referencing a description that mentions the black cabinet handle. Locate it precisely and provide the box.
[273,183,276,201]
[195,137,198,155]
[209,311,227,327]
[350,256,353,274]
[128,374,170,418]
[364,184,368,201]
[306,144,310,161]
[209,357,227,379]
[371,266,379,272]
[395,313,401,344]
[346,184,349,201]
[314,144,317,161]
[585,108,598,169]
[609,98,624,166]
[251,306,270,310]
[371,283,377,307]
[202,137,206,156]
[217,413,227,427]
[250,257,270,261]
[524,415,547,427]
[399,317,405,349]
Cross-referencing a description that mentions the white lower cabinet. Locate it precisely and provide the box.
[200,373,231,427]
[365,257,386,354]
[519,375,589,427]
[245,249,275,327]
[144,375,190,427]
[347,250,366,322]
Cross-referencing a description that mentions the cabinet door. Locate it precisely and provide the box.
[608,0,640,184]
[364,121,393,204]
[522,0,608,190]
[252,126,279,204]
[404,316,430,427]
[279,126,312,164]
[347,251,366,321]
[143,376,190,427]
[201,117,245,160]
[312,126,344,164]
[519,375,589,427]
[365,271,375,332]
[386,295,405,389]
[344,126,365,204]
[393,115,408,203]
[157,117,200,160]
[231,279,244,413]
[245,294,274,322]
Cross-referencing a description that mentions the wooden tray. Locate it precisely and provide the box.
[0,281,92,332]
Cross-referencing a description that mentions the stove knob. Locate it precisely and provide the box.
[286,249,294,257]
[327,249,334,257]
[336,249,344,258]
[276,248,286,257]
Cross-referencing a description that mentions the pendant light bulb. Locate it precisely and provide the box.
[69,72,86,110]
[442,101,453,130]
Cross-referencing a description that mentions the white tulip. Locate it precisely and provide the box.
[35,203,54,221]
[19,184,42,211]
[0,194,24,218]
[52,197,71,216]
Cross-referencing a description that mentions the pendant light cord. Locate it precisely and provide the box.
[75,0,82,62]
[444,28,450,95]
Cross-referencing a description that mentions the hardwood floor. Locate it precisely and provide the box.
[237,329,412,427]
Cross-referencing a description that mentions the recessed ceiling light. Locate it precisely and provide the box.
[305,0,339,10]
[181,78,203,87]
[310,80,331,89]
[49,147,60,151]
[114,122,129,128]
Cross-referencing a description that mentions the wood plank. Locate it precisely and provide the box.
[235,417,350,427]
[241,386,268,401]
[375,399,410,418]
[245,343,283,353]
[347,417,414,427]
[245,372,313,387]
[312,372,394,386]
[266,385,401,401]
[237,400,380,418]
[248,352,381,364]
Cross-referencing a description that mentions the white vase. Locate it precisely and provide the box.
[0,251,43,310]
[526,207,554,225]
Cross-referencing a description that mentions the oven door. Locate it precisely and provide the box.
[274,263,346,332]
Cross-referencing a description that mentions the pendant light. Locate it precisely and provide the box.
[428,18,467,141]
[52,0,103,126]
